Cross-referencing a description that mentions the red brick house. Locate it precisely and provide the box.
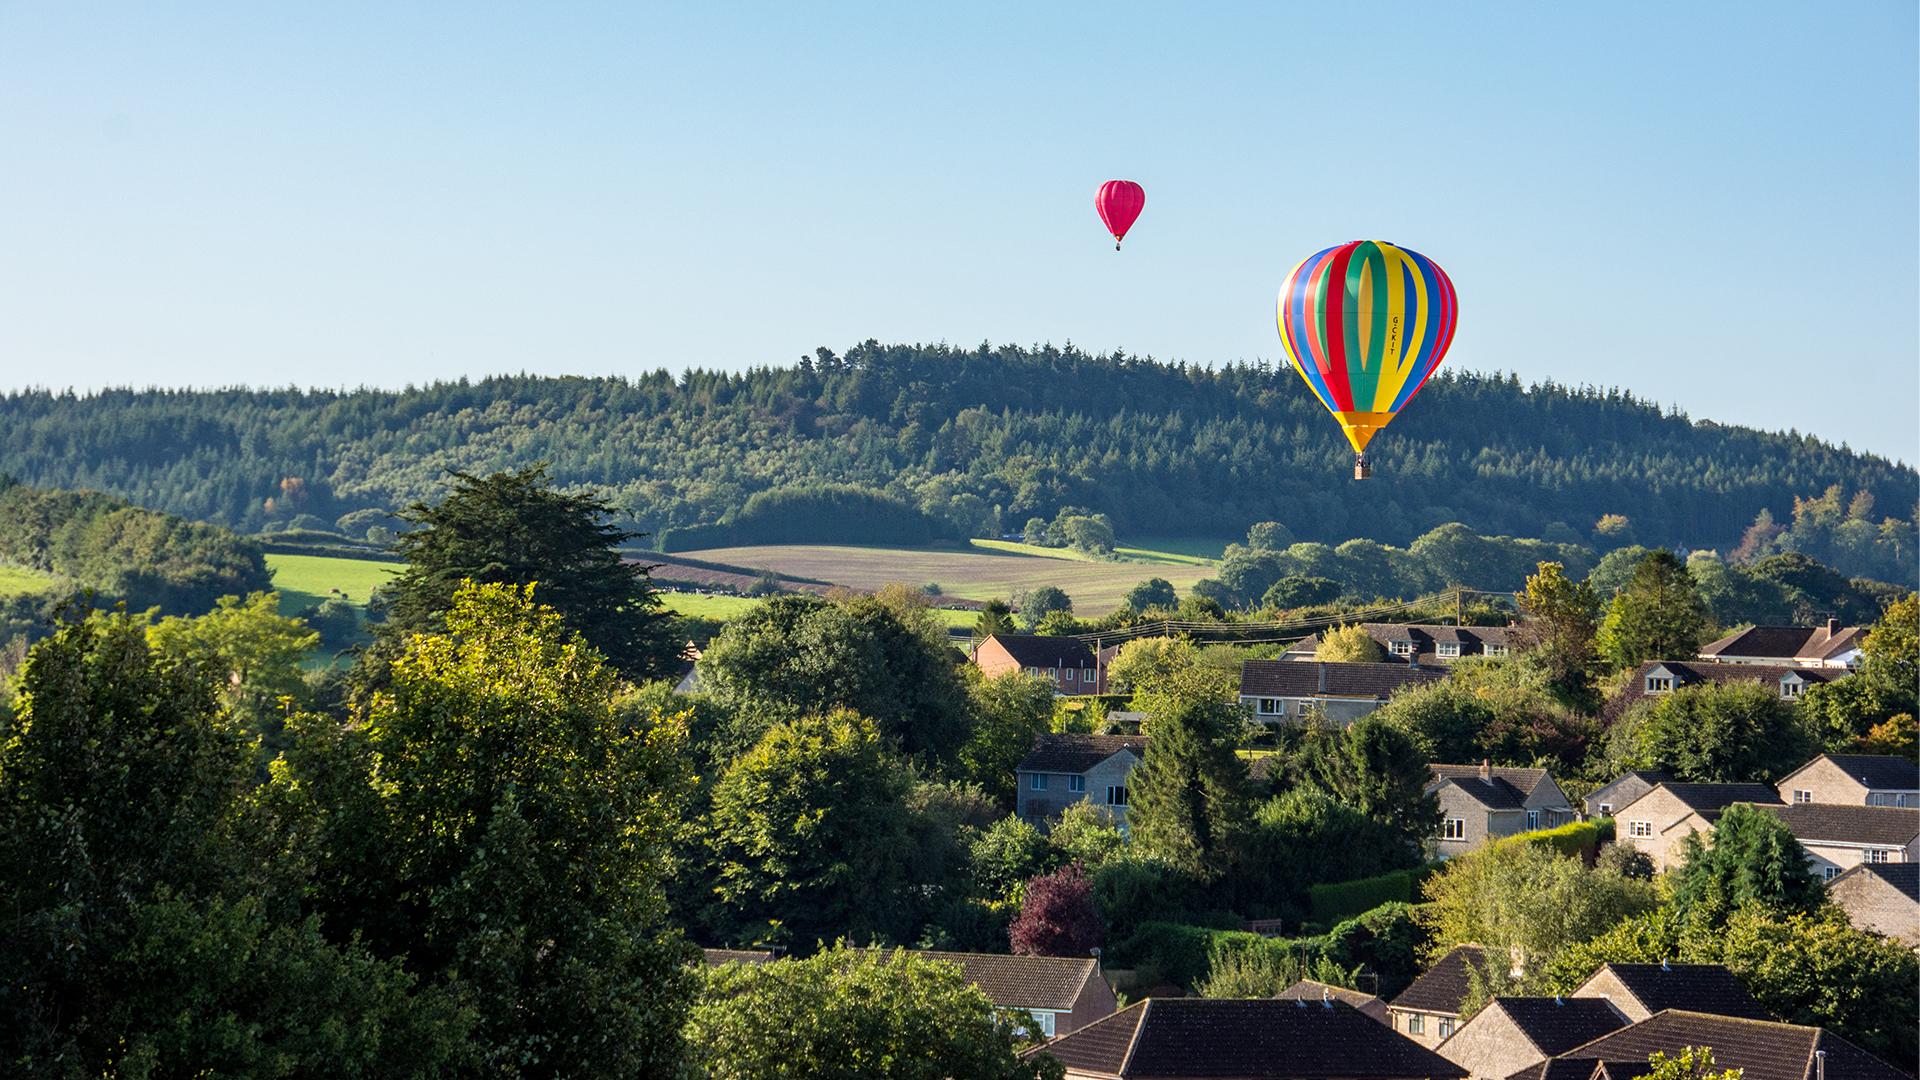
[974,633,1105,695]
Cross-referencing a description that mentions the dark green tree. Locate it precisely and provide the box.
[1262,575,1342,609]
[1597,550,1709,669]
[959,668,1057,805]
[1020,586,1072,629]
[1123,577,1179,612]
[1671,803,1824,922]
[1516,561,1601,702]
[1127,678,1254,881]
[975,597,1015,637]
[1301,713,1439,856]
[371,465,676,682]
[1620,680,1817,783]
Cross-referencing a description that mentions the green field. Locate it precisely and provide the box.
[673,542,1217,615]
[0,564,57,596]
[265,553,400,614]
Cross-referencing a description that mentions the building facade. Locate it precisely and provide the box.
[1015,733,1146,825]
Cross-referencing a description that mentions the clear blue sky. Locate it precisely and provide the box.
[3,3,1915,462]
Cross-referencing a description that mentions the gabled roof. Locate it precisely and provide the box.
[1605,661,1843,721]
[1540,1010,1908,1080]
[983,633,1097,668]
[914,951,1098,1012]
[1286,623,1516,666]
[1430,764,1567,812]
[1276,978,1385,1014]
[1699,624,1866,663]
[1018,733,1148,774]
[1029,998,1466,1078]
[1481,997,1628,1055]
[1390,944,1487,1016]
[1830,862,1920,902]
[1436,775,1528,810]
[1780,753,1920,793]
[1630,782,1783,817]
[1576,962,1770,1020]
[1238,660,1447,699]
[1757,803,1920,847]
[1432,763,1553,798]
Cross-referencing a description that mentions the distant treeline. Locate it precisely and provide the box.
[0,479,270,639]
[0,343,1913,581]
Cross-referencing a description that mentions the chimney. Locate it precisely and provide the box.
[1321,987,1332,1008]
[1816,1050,1826,1080]
[1826,617,1840,638]
[1660,957,1670,972]
[1480,758,1492,782]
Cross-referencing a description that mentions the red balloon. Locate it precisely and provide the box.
[1095,180,1145,250]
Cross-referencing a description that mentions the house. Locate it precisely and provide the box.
[1388,944,1487,1048]
[1015,733,1147,825]
[1754,803,1920,881]
[1775,753,1920,808]
[1276,979,1391,1025]
[1517,1009,1908,1080]
[701,948,774,966]
[1612,782,1785,872]
[974,634,1105,695]
[1826,863,1920,946]
[1568,961,1770,1023]
[1698,619,1866,669]
[1581,770,1672,820]
[1284,623,1517,666]
[1027,998,1466,1080]
[1605,660,1843,721]
[1237,660,1448,726]
[914,951,1115,1038]
[1429,763,1578,858]
[1436,997,1627,1079]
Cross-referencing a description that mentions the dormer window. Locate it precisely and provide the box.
[1437,643,1461,659]
[1646,676,1673,693]
[1485,644,1508,657]
[1780,679,1804,699]
[1389,640,1414,657]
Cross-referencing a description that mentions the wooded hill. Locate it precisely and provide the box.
[1,342,1912,579]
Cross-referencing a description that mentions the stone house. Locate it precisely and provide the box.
[1028,998,1465,1080]
[1581,769,1672,819]
[974,634,1105,695]
[1237,660,1447,726]
[1698,620,1866,668]
[1276,979,1390,1025]
[1387,944,1486,1048]
[1568,961,1770,1023]
[1428,763,1577,859]
[1283,623,1516,666]
[1612,782,1785,872]
[915,951,1115,1038]
[1605,660,1844,721]
[1015,733,1146,825]
[1826,863,1920,946]
[1755,803,1920,881]
[1775,753,1920,808]
[1434,997,1626,1079]
[1516,1009,1908,1079]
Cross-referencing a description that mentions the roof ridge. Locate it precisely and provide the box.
[1116,999,1150,1078]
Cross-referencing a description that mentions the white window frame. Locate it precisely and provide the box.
[1780,679,1803,699]
[1036,1011,1056,1038]
[1598,803,1613,816]
[1438,1018,1454,1039]
[1063,667,1076,683]
[1627,820,1652,838]
[1068,775,1086,794]
[1646,676,1673,693]
[1296,699,1314,715]
[1389,640,1414,657]
[1485,644,1509,657]
[1030,774,1048,791]
[1794,789,1813,804]
[1867,848,1893,864]
[1824,865,1840,881]
[1526,810,1540,830]
[1406,1013,1424,1035]
[1257,697,1282,716]
[1106,785,1128,807]
[1442,818,1466,840]
[1437,642,1461,659]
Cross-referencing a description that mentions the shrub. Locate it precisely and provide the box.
[1308,866,1435,926]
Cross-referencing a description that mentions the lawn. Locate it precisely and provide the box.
[0,564,56,596]
[968,537,1225,567]
[265,553,400,614]
[671,543,1215,616]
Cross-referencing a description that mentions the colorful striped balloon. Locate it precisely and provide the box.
[1276,240,1458,477]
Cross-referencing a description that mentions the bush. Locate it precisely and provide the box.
[1308,866,1435,926]
[1490,819,1614,861]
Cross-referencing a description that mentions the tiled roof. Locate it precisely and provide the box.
[1238,660,1447,699]
[1543,1010,1908,1080]
[984,633,1097,668]
[1605,661,1842,721]
[1276,978,1385,1012]
[1652,782,1784,815]
[1577,962,1770,1020]
[1286,623,1516,666]
[1485,997,1628,1054]
[914,951,1097,1012]
[1390,945,1487,1016]
[1805,753,1920,792]
[1017,733,1148,774]
[1029,998,1466,1078]
[1430,764,1565,811]
[1508,1060,1626,1080]
[701,948,774,965]
[1437,776,1528,811]
[1699,624,1866,663]
[1757,803,1920,847]
[1432,763,1552,796]
[1831,862,1920,902]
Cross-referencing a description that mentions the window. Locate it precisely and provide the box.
[1389,640,1414,657]
[1627,821,1652,838]
[1438,1018,1454,1039]
[1598,803,1613,816]
[1526,810,1540,830]
[1794,789,1813,804]
[1107,785,1129,806]
[1026,666,1039,677]
[1068,775,1085,794]
[1824,865,1840,881]
[1406,1013,1424,1035]
[1049,668,1058,680]
[1646,676,1673,693]
[1780,679,1803,699]
[1036,1012,1056,1038]
[1063,667,1076,683]
[1082,668,1095,686]
[1257,697,1282,716]
[1029,774,1048,791]
[1442,818,1466,840]
[1867,848,1893,864]
[1296,699,1313,715]
[1437,643,1461,659]
[1485,644,1509,657]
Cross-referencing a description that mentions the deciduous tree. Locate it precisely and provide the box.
[1315,623,1385,663]
[1597,550,1709,669]
[1009,863,1104,959]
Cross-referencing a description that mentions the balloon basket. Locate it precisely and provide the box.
[1353,455,1372,481]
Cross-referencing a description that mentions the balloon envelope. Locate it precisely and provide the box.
[1095,180,1145,247]
[1275,240,1458,455]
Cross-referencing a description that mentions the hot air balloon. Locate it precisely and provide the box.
[1276,240,1458,479]
[1095,180,1145,250]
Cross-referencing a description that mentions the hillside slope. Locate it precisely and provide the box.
[1,343,1911,572]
